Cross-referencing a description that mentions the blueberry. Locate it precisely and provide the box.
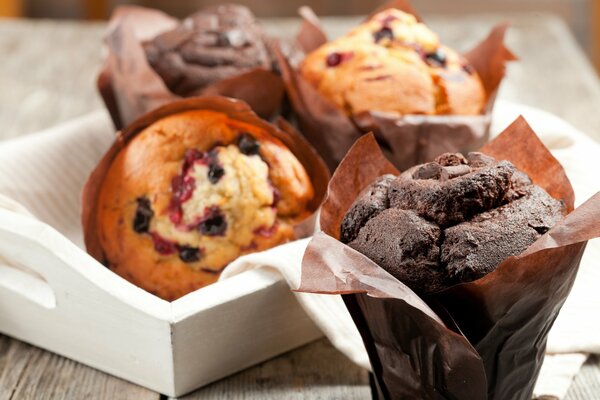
[133,197,153,233]
[237,133,260,156]
[178,246,201,263]
[198,207,227,236]
[207,163,225,184]
[205,149,225,184]
[271,187,280,207]
[326,52,342,67]
[215,31,230,47]
[425,49,447,67]
[373,27,394,43]
[325,51,353,67]
[462,63,475,75]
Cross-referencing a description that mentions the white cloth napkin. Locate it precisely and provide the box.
[0,102,598,399]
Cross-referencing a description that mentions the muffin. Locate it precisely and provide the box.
[99,4,296,129]
[94,109,314,300]
[299,8,486,117]
[143,4,275,97]
[340,151,565,294]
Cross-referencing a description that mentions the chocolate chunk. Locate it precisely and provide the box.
[440,164,471,181]
[412,162,442,180]
[198,206,227,236]
[466,152,495,168]
[237,132,260,155]
[178,245,202,263]
[389,161,516,227]
[435,152,467,166]
[133,197,154,233]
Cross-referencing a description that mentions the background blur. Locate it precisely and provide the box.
[0,0,598,71]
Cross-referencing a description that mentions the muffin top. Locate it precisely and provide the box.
[340,152,565,294]
[143,4,273,96]
[300,8,486,117]
[96,109,314,300]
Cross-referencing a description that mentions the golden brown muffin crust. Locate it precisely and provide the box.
[97,110,314,300]
[299,9,486,117]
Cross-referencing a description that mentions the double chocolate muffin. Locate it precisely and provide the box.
[143,4,274,97]
[341,152,565,294]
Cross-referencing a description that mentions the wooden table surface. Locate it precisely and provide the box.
[1,12,600,400]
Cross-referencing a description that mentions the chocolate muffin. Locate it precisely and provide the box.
[95,109,314,300]
[300,8,486,117]
[143,4,274,97]
[341,152,565,294]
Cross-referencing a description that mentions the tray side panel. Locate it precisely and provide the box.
[171,278,323,396]
[0,224,176,395]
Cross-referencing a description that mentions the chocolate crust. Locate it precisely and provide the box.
[349,208,446,294]
[340,174,395,243]
[341,151,566,294]
[143,5,273,97]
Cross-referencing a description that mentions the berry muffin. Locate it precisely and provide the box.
[341,152,565,294]
[300,8,486,117]
[94,108,314,300]
[143,4,274,97]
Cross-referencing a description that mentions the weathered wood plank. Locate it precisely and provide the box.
[2,338,158,400]
[0,336,34,400]
[179,339,370,400]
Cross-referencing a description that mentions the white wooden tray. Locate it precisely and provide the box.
[0,111,321,397]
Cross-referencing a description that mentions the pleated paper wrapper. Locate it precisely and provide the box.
[298,117,600,400]
[97,6,293,129]
[280,0,517,171]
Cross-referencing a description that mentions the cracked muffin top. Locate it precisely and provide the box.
[143,4,274,97]
[340,151,565,294]
[96,109,314,300]
[299,8,486,117]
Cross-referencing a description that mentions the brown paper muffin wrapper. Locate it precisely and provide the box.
[279,0,517,171]
[298,117,600,399]
[97,6,287,130]
[81,96,330,268]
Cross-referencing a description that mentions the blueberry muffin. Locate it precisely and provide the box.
[300,8,486,117]
[96,110,314,300]
[341,152,565,294]
[143,4,274,97]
